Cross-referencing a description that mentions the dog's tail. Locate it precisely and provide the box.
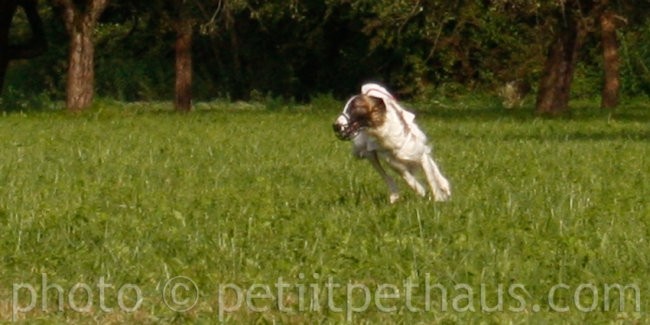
[421,154,451,202]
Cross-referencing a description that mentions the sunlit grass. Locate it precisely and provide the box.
[0,99,648,323]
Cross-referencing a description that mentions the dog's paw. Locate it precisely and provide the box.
[431,187,451,202]
[435,180,452,202]
[433,192,451,202]
[389,193,400,204]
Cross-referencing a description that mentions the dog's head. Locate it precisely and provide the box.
[332,94,386,141]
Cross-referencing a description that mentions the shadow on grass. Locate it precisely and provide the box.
[4,95,649,127]
[507,129,650,142]
[417,103,650,124]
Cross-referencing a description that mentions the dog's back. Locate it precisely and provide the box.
[367,103,431,162]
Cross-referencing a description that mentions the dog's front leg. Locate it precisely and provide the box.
[421,154,451,202]
[367,151,400,203]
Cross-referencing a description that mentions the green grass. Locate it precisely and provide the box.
[0,99,649,324]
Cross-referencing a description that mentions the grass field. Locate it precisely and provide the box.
[0,98,649,324]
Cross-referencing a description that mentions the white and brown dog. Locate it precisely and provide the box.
[333,83,451,203]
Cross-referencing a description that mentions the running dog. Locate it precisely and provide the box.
[333,83,451,203]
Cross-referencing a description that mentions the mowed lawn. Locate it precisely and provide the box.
[0,99,649,324]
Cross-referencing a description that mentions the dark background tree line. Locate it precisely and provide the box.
[1,0,649,114]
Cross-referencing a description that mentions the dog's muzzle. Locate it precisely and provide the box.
[333,114,360,141]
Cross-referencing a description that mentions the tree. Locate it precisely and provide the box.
[168,0,248,111]
[535,2,588,115]
[52,0,110,112]
[172,1,193,112]
[534,0,632,115]
[327,0,547,97]
[5,0,649,105]
[600,9,620,109]
[0,0,47,93]
[119,0,229,111]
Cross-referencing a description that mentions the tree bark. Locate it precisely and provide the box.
[600,10,620,109]
[535,18,584,116]
[66,19,96,112]
[174,20,193,112]
[55,0,109,112]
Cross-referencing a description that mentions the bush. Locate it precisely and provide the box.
[620,20,650,96]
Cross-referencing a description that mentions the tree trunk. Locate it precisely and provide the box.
[536,19,584,115]
[600,10,620,109]
[227,15,245,99]
[66,20,96,112]
[55,0,109,112]
[0,0,18,93]
[174,20,193,112]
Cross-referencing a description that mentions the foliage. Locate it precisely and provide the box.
[620,19,650,96]
[3,4,67,100]
[1,0,650,105]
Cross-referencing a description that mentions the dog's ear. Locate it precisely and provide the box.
[367,96,386,114]
[348,95,369,122]
[348,95,386,127]
[350,95,386,127]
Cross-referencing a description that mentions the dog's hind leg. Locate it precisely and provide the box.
[385,157,427,198]
[421,154,451,202]
[367,151,400,203]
